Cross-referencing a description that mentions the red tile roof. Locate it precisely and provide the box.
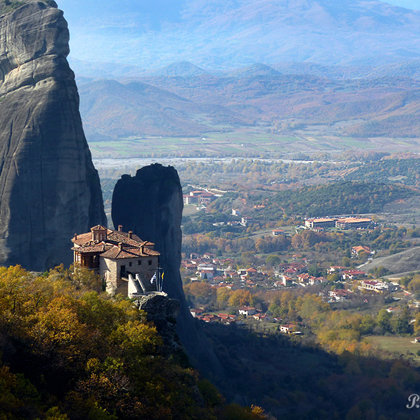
[339,218,372,224]
[72,226,159,260]
[91,225,107,231]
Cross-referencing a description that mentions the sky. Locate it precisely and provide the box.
[56,0,420,68]
[385,0,420,8]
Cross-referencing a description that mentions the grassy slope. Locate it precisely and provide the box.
[361,246,420,275]
[365,336,420,365]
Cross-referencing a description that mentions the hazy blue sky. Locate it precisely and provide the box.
[56,0,420,68]
[385,0,420,8]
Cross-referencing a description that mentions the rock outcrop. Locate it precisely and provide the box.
[0,0,106,270]
[112,164,223,377]
[112,164,184,303]
[136,292,182,356]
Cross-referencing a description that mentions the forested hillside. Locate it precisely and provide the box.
[264,182,416,218]
[209,181,417,219]
[0,265,264,419]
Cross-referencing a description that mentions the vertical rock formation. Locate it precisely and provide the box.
[112,164,223,377]
[0,0,106,270]
[112,165,185,304]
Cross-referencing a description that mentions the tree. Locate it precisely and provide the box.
[360,315,376,335]
[327,273,341,282]
[391,306,412,335]
[228,290,254,308]
[216,287,232,309]
[184,282,216,306]
[265,254,281,267]
[371,266,390,278]
[341,257,351,267]
[0,266,252,419]
[268,302,284,318]
[414,313,420,337]
[297,294,329,320]
[70,265,102,291]
[376,309,392,333]
[308,263,322,277]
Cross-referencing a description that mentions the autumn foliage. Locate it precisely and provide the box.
[0,265,266,420]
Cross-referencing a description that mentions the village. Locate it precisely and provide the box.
[181,247,418,330]
[179,189,420,336]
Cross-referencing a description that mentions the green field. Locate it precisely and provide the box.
[365,336,420,365]
[88,128,420,159]
[183,204,201,217]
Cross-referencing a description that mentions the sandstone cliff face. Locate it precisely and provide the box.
[112,164,223,377]
[112,164,186,305]
[0,0,106,270]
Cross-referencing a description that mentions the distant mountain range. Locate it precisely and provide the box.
[77,60,420,141]
[67,0,420,71]
[70,0,420,147]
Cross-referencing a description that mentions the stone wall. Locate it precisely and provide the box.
[100,256,158,295]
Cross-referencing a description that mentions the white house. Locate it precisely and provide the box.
[239,307,257,316]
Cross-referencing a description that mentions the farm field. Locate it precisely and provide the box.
[87,129,420,159]
[365,336,420,365]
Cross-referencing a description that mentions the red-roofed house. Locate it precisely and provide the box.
[197,264,215,280]
[253,313,266,321]
[328,266,346,274]
[280,324,297,334]
[342,270,366,281]
[72,225,159,296]
[279,275,293,287]
[297,273,310,284]
[305,218,336,229]
[246,267,258,277]
[352,246,373,256]
[239,307,257,316]
[336,218,372,230]
[329,289,352,302]
[190,308,205,318]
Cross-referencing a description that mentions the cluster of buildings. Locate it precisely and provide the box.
[182,252,273,287]
[324,265,401,303]
[212,216,254,228]
[274,273,326,288]
[182,253,233,281]
[190,306,302,334]
[183,189,219,206]
[271,260,326,288]
[305,217,373,230]
[190,309,238,325]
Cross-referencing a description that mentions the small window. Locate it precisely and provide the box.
[148,260,152,266]
[120,265,126,277]
[129,262,132,267]
[138,260,142,265]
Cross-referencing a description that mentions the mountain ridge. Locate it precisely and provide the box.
[77,62,420,144]
[65,0,420,69]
